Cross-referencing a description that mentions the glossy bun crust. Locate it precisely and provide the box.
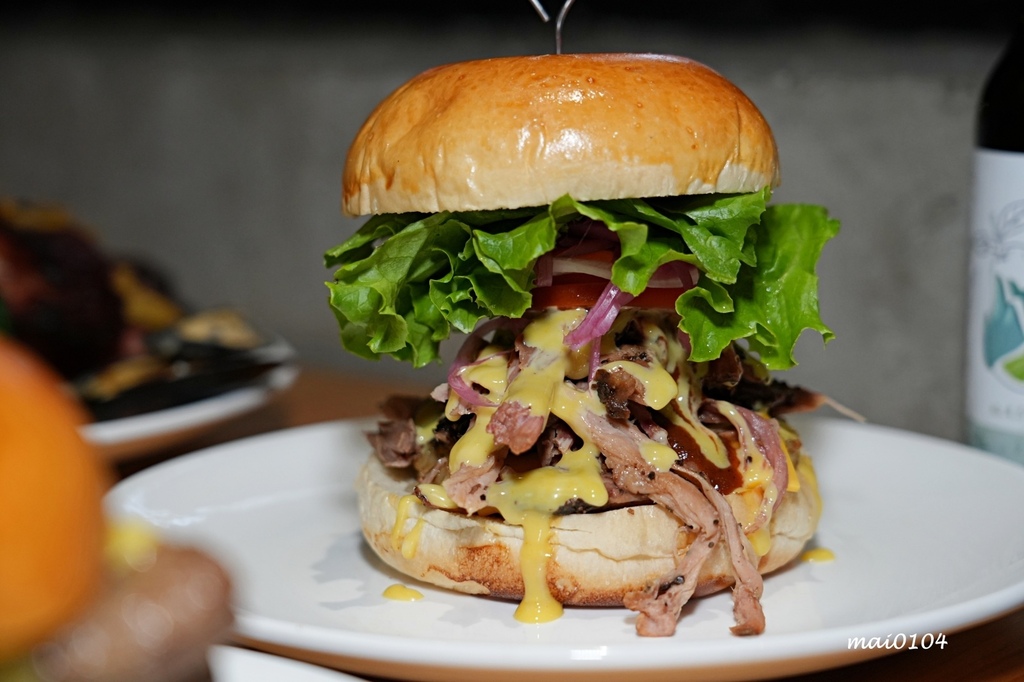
[357,452,821,606]
[343,53,780,216]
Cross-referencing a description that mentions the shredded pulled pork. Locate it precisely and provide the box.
[593,365,646,420]
[489,400,546,454]
[366,309,822,637]
[443,453,503,515]
[366,396,423,468]
[677,468,766,635]
[577,403,743,637]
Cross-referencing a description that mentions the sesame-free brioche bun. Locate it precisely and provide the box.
[357,451,821,606]
[342,53,780,216]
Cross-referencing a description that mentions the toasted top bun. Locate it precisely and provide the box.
[357,450,821,606]
[343,53,780,216]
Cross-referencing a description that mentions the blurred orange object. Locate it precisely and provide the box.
[0,335,108,661]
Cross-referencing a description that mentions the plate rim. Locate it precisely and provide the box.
[107,416,1024,680]
[226,577,1024,672]
[81,363,299,454]
[209,644,367,681]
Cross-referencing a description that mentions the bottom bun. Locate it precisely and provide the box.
[357,452,822,606]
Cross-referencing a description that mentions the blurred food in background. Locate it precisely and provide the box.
[0,198,294,422]
[0,198,128,378]
[76,307,293,421]
[0,336,233,682]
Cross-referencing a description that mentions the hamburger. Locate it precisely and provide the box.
[325,53,837,637]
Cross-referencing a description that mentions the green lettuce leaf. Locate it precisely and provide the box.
[677,204,839,368]
[325,192,837,369]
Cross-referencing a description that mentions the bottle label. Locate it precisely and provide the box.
[966,148,1024,463]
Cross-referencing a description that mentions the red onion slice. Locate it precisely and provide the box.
[563,280,635,350]
[535,253,554,288]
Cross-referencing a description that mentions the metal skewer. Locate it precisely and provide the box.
[554,0,576,54]
[528,0,577,54]
[528,0,550,22]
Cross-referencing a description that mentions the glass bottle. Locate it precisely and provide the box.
[965,18,1024,463]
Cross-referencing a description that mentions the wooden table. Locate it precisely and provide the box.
[114,365,1024,682]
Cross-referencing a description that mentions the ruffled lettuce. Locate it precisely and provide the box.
[324,190,838,369]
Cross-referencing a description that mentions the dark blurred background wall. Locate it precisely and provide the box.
[0,1,1020,440]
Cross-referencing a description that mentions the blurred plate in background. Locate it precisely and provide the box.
[81,362,298,461]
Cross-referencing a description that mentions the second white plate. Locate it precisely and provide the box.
[81,363,298,461]
[106,416,1024,681]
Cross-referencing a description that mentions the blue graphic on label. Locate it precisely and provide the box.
[978,199,1024,393]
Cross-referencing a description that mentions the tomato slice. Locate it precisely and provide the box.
[530,279,608,309]
[530,274,686,310]
[630,287,689,309]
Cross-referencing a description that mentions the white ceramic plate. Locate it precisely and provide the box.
[106,416,1024,682]
[81,363,299,461]
[209,646,365,681]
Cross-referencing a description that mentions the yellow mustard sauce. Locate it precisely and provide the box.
[601,359,677,410]
[391,494,421,553]
[748,525,772,557]
[486,430,608,624]
[480,311,604,625]
[383,584,424,601]
[801,547,836,563]
[796,456,827,563]
[104,518,160,573]
[780,437,801,493]
[487,442,608,516]
[447,404,498,470]
[446,349,509,470]
[414,409,442,447]
[401,519,424,560]
[500,310,587,423]
[639,439,679,472]
[511,510,563,623]
[417,483,457,509]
